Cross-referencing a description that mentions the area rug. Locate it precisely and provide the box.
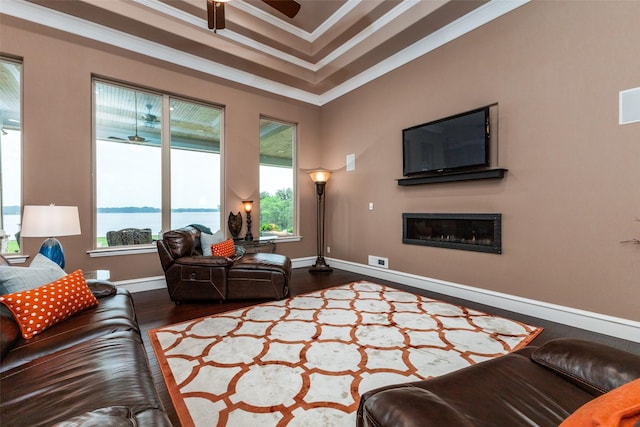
[149,281,542,427]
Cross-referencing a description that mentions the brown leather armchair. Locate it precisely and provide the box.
[157,226,291,303]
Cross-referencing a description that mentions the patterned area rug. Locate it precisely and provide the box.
[149,281,542,427]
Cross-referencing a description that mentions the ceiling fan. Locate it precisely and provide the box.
[207,0,301,32]
[108,92,147,142]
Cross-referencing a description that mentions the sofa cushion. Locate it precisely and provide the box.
[559,378,640,427]
[0,270,99,339]
[1,289,138,373]
[0,253,66,294]
[0,332,169,427]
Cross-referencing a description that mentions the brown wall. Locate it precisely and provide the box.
[320,1,640,321]
[1,17,321,281]
[2,1,639,321]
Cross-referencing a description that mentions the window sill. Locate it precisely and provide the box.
[259,235,302,243]
[2,254,29,264]
[87,245,157,258]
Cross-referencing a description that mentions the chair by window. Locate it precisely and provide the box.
[106,228,153,246]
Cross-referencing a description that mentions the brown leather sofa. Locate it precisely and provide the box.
[0,257,171,426]
[157,226,291,303]
[357,338,640,427]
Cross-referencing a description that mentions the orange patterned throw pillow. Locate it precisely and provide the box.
[560,378,640,427]
[211,239,235,257]
[0,270,99,339]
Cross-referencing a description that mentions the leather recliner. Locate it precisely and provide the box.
[157,226,291,303]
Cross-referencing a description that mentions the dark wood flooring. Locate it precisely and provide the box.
[132,268,640,426]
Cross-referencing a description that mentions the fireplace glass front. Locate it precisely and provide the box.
[402,213,502,254]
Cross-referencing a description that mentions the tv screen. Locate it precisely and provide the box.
[403,107,490,176]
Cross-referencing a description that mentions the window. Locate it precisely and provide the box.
[259,118,295,238]
[0,58,22,255]
[94,80,222,249]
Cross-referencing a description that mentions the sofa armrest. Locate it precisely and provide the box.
[86,280,118,298]
[358,385,475,427]
[0,304,20,360]
[531,338,640,395]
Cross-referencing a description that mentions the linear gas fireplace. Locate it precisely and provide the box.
[403,213,502,254]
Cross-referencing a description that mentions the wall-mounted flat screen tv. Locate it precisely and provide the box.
[403,106,490,176]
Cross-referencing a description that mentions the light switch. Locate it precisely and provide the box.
[368,202,374,210]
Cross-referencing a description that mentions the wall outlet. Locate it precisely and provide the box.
[368,255,389,269]
[327,246,331,254]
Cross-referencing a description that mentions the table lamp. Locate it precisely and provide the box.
[20,204,81,269]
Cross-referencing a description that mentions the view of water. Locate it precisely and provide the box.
[2,212,222,241]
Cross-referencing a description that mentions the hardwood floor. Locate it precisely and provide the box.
[133,268,640,426]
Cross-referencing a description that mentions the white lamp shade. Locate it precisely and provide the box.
[21,205,81,237]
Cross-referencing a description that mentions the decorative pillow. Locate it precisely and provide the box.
[0,270,99,339]
[560,379,640,427]
[0,254,67,295]
[211,239,236,257]
[201,230,226,256]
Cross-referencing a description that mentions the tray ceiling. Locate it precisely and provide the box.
[2,0,529,105]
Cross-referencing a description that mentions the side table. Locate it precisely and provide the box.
[235,239,276,254]
[84,270,111,281]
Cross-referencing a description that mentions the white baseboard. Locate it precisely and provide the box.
[326,257,640,343]
[116,256,639,342]
[114,276,167,293]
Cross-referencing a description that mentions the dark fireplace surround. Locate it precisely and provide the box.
[403,213,502,254]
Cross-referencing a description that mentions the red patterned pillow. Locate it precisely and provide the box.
[0,270,99,339]
[211,239,235,257]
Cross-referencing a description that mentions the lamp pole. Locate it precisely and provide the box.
[308,170,332,272]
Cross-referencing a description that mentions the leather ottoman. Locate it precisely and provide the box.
[227,253,291,300]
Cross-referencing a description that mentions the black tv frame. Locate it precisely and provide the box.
[402,106,490,177]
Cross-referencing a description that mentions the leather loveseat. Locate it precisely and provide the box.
[0,257,171,426]
[157,226,291,303]
[357,337,640,427]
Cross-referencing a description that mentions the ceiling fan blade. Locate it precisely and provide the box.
[207,0,215,29]
[262,0,301,19]
[215,2,226,30]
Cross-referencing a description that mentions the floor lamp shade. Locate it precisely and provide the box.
[308,170,332,272]
[20,205,81,269]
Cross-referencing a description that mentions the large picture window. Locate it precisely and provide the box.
[259,118,296,238]
[0,58,22,255]
[94,80,222,248]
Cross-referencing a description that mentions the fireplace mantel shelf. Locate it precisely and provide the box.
[397,168,508,186]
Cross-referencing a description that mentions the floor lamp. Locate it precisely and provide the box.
[308,169,332,272]
[20,204,81,269]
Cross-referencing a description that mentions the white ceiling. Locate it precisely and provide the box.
[3,0,530,105]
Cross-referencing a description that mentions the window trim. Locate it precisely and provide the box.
[91,78,224,252]
[1,56,24,256]
[259,116,298,239]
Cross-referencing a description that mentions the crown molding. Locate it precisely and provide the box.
[2,0,530,106]
[318,0,531,104]
[228,0,362,42]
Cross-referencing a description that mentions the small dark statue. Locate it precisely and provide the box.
[228,211,242,240]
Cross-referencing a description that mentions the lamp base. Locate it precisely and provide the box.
[39,237,66,269]
[309,256,333,273]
